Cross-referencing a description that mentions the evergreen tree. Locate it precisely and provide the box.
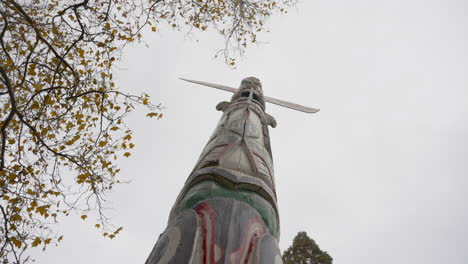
[282,231,333,264]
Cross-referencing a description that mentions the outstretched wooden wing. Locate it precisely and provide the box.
[179,78,320,114]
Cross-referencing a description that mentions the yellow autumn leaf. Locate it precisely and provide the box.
[10,237,22,248]
[81,215,87,220]
[36,205,50,216]
[52,26,60,35]
[124,152,131,157]
[9,197,22,204]
[146,112,158,118]
[32,83,43,91]
[114,227,123,234]
[78,48,85,58]
[99,141,108,147]
[8,173,17,181]
[32,237,42,247]
[10,214,22,222]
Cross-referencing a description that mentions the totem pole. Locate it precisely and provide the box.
[146,77,318,264]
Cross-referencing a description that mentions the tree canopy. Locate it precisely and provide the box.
[0,0,297,262]
[282,231,333,264]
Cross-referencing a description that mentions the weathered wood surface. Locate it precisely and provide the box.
[146,78,287,264]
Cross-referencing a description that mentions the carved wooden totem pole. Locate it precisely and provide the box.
[146,77,318,264]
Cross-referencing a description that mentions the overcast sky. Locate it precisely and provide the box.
[32,0,468,263]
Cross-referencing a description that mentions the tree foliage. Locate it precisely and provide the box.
[0,0,297,262]
[282,231,333,264]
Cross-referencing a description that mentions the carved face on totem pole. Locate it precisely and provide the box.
[230,77,265,107]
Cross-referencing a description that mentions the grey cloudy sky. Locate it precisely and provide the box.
[32,0,468,263]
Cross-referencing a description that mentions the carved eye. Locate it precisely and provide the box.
[241,91,250,98]
[252,93,260,102]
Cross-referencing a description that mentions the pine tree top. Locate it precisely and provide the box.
[282,231,333,264]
